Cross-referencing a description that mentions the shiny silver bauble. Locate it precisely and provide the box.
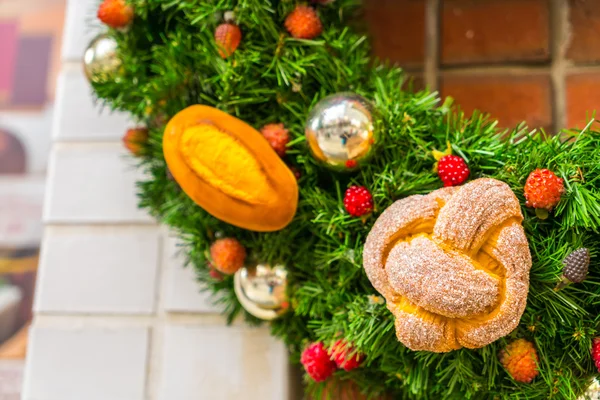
[305,92,377,171]
[234,263,289,321]
[83,33,121,82]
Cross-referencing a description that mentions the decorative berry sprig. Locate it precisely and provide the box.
[97,0,134,29]
[524,168,565,219]
[215,23,242,58]
[209,238,246,275]
[285,5,323,39]
[261,123,290,157]
[344,186,374,217]
[301,342,336,382]
[499,339,539,383]
[556,248,590,290]
[123,128,148,156]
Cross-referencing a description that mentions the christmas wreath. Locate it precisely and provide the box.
[87,0,600,398]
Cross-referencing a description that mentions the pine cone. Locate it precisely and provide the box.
[563,248,590,283]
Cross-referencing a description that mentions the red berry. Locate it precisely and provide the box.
[437,155,470,187]
[97,0,134,28]
[301,342,336,382]
[285,5,322,39]
[329,340,363,371]
[210,238,246,275]
[123,128,148,156]
[208,265,224,281]
[524,168,565,211]
[592,338,600,372]
[345,160,358,169]
[499,339,539,383]
[215,23,242,58]
[261,123,290,157]
[343,186,374,217]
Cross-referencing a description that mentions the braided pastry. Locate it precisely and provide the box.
[363,178,531,352]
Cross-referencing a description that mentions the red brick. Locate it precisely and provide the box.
[442,0,550,65]
[567,0,600,63]
[364,0,425,68]
[566,72,600,128]
[440,74,553,129]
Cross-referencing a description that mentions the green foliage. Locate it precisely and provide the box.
[91,0,600,398]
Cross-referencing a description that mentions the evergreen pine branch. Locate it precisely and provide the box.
[90,0,600,398]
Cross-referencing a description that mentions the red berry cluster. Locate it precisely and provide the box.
[215,23,242,58]
[285,5,323,39]
[301,340,364,382]
[344,186,374,217]
[261,123,290,157]
[592,338,600,372]
[437,155,470,187]
[524,168,565,211]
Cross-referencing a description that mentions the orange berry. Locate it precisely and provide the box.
[499,339,539,383]
[215,23,242,58]
[123,128,148,156]
[285,6,322,39]
[524,168,565,211]
[210,238,246,275]
[261,123,290,157]
[97,0,134,29]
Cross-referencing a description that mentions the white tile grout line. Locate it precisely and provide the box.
[145,227,167,400]
[424,0,441,91]
[550,0,571,132]
[32,313,235,328]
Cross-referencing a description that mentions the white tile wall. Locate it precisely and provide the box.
[23,326,149,400]
[62,0,103,62]
[163,234,220,314]
[44,143,153,223]
[157,325,289,400]
[53,68,132,142]
[26,0,293,398]
[35,226,160,314]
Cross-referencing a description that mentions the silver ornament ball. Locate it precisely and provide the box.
[305,92,377,170]
[83,33,121,82]
[234,263,289,321]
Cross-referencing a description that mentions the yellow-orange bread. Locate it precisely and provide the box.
[163,105,298,232]
[363,178,531,352]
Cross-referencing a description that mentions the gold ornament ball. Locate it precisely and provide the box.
[83,33,121,82]
[234,263,289,321]
[305,92,377,171]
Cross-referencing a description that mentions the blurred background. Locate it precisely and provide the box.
[0,1,65,398]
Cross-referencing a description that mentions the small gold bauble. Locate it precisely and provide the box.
[233,263,289,321]
[305,92,377,171]
[83,33,121,82]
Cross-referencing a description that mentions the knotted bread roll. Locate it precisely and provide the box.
[363,178,531,352]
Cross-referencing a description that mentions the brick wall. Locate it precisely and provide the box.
[365,0,600,131]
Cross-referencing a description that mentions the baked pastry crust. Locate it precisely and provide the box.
[363,179,531,352]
